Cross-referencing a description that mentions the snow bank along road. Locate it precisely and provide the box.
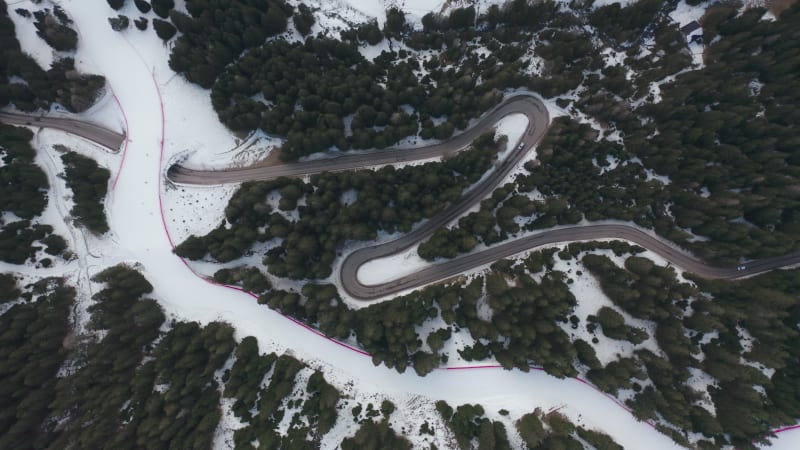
[0,110,125,152]
[165,91,800,300]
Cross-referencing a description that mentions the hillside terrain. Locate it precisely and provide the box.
[1,0,799,449]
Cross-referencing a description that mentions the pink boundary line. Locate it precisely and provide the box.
[772,424,800,434]
[146,69,800,447]
[110,87,130,191]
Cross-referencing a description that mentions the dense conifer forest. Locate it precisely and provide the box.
[1,2,105,112]
[60,151,110,234]
[2,0,799,447]
[168,2,800,446]
[176,133,502,279]
[262,247,799,448]
[0,125,67,265]
[418,3,800,264]
[176,1,800,270]
[0,266,445,449]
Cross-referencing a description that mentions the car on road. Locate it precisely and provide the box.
[518,143,525,150]
[737,265,746,271]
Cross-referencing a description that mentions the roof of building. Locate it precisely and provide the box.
[680,21,702,36]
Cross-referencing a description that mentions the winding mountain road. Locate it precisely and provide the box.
[345,224,800,300]
[0,110,125,152]
[167,94,547,184]
[165,92,800,300]
[14,94,800,301]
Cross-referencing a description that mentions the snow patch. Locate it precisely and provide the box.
[358,244,431,285]
[591,0,641,7]
[670,1,707,27]
[6,1,55,69]
[553,251,657,366]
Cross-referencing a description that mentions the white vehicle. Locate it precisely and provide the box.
[737,265,746,271]
[518,143,525,150]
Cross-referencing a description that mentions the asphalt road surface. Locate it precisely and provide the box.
[15,95,795,301]
[167,94,548,185]
[0,111,125,152]
[165,92,800,300]
[343,224,800,300]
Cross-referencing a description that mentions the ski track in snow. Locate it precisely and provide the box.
[3,0,796,448]
[110,89,130,190]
